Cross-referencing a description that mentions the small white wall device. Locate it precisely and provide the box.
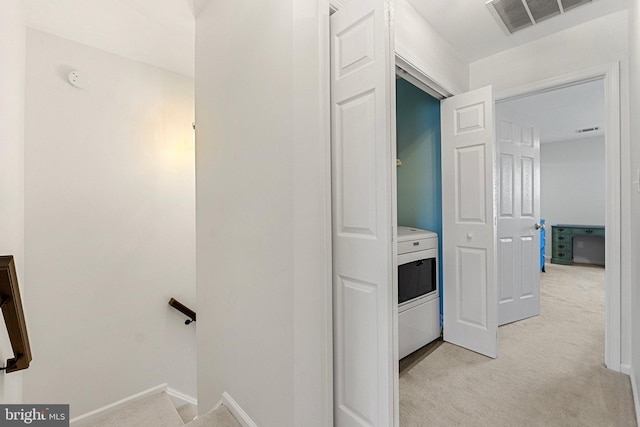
[68,70,89,89]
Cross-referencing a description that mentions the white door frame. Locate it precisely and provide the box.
[399,66,617,345]
[324,4,623,425]
[495,62,622,372]
[387,61,622,371]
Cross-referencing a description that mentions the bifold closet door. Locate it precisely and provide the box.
[330,0,396,424]
[441,86,499,359]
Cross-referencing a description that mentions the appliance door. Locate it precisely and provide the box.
[397,249,437,305]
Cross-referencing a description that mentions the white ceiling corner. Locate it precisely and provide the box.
[183,0,210,18]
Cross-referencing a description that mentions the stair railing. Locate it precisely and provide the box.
[0,256,32,373]
[168,298,196,325]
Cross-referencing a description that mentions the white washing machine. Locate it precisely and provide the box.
[397,226,441,359]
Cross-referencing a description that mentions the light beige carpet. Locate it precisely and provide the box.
[77,392,184,427]
[400,263,636,427]
[177,403,198,424]
[74,393,241,427]
[186,406,241,427]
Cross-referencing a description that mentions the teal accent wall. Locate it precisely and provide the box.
[395,78,443,324]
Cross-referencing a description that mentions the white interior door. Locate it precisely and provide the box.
[496,116,541,326]
[441,86,498,359]
[330,0,396,425]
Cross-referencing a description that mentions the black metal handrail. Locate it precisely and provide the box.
[168,298,196,325]
[0,256,31,373]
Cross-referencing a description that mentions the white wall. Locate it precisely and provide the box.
[470,9,632,370]
[395,0,468,95]
[23,29,196,417]
[291,1,332,424]
[0,0,25,404]
[628,0,640,410]
[195,0,332,425]
[540,137,606,264]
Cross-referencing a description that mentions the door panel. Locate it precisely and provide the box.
[500,154,514,216]
[331,0,395,425]
[496,116,541,326]
[336,91,377,236]
[521,156,534,216]
[457,145,487,222]
[498,238,514,303]
[458,247,488,328]
[521,236,534,296]
[441,86,498,359]
[340,277,377,419]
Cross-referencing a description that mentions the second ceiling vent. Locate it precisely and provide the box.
[486,0,592,34]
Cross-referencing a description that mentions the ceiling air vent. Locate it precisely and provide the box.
[575,126,600,133]
[486,0,593,34]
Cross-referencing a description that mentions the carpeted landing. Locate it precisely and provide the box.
[400,263,636,427]
[75,392,241,427]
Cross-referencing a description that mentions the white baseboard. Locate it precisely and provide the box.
[70,384,197,425]
[621,363,632,375]
[213,392,257,427]
[167,386,197,408]
[630,367,640,426]
[70,384,168,425]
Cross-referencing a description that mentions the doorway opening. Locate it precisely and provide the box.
[494,65,621,372]
[497,78,606,269]
[395,72,622,424]
[394,62,620,367]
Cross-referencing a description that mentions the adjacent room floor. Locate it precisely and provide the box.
[400,263,636,427]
